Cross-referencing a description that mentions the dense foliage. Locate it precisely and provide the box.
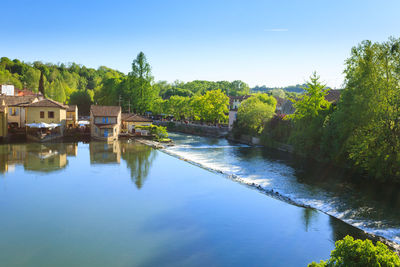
[151,89,230,124]
[135,125,168,141]
[256,36,400,183]
[236,94,277,135]
[322,38,400,180]
[1,55,248,118]
[308,236,400,267]
[0,56,122,114]
[287,72,332,154]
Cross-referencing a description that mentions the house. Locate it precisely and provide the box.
[121,113,153,133]
[0,100,8,138]
[24,98,68,136]
[66,105,78,128]
[228,95,251,130]
[325,89,341,104]
[90,105,121,141]
[0,95,41,128]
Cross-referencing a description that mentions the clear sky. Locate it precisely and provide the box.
[1,0,399,88]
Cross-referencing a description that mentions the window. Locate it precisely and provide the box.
[40,111,45,118]
[9,107,18,116]
[48,111,54,118]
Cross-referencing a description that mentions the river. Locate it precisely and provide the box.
[165,133,400,247]
[0,137,390,266]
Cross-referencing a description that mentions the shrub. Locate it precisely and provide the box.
[136,125,168,141]
[308,236,400,267]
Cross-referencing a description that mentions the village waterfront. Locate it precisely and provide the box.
[0,135,399,266]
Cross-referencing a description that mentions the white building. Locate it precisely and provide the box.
[0,85,15,96]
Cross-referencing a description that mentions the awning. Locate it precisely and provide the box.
[26,123,60,129]
[77,120,90,126]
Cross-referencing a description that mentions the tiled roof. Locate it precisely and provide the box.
[24,98,67,109]
[325,89,341,103]
[229,95,251,106]
[121,113,153,122]
[274,96,286,108]
[67,105,77,112]
[0,95,38,106]
[90,105,121,117]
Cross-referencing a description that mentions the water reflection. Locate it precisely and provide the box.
[302,208,318,232]
[88,141,157,188]
[0,141,156,190]
[89,142,121,164]
[120,142,156,189]
[0,143,78,174]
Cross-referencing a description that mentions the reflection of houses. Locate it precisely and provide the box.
[24,146,67,172]
[121,113,152,133]
[0,143,68,173]
[228,95,250,130]
[89,141,120,164]
[66,105,78,128]
[90,105,121,141]
[0,95,41,128]
[66,143,78,156]
[0,100,8,138]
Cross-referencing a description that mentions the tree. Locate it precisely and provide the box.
[128,52,157,114]
[130,52,153,81]
[38,71,45,95]
[288,72,331,154]
[237,93,277,135]
[308,236,400,266]
[324,38,400,180]
[199,90,229,123]
[69,90,94,115]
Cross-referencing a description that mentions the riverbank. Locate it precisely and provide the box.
[155,133,400,254]
[154,120,229,137]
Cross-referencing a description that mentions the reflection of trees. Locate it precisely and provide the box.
[302,208,318,232]
[0,144,9,174]
[328,216,369,243]
[120,142,156,189]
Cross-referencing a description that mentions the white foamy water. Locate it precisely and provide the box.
[164,133,400,245]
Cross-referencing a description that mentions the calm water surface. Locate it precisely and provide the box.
[0,139,367,266]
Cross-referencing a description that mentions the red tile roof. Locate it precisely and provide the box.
[90,105,121,117]
[24,98,67,109]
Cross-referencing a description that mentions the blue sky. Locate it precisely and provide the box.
[1,0,399,87]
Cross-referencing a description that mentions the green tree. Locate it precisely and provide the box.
[323,37,400,181]
[129,52,157,114]
[288,72,331,154]
[69,90,94,115]
[308,236,400,267]
[237,93,277,135]
[199,89,229,123]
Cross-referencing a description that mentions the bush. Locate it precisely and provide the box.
[308,236,400,267]
[136,125,168,141]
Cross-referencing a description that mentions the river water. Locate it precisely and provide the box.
[165,133,400,247]
[0,138,389,266]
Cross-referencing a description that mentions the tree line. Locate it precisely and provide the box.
[234,36,400,183]
[0,54,249,117]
